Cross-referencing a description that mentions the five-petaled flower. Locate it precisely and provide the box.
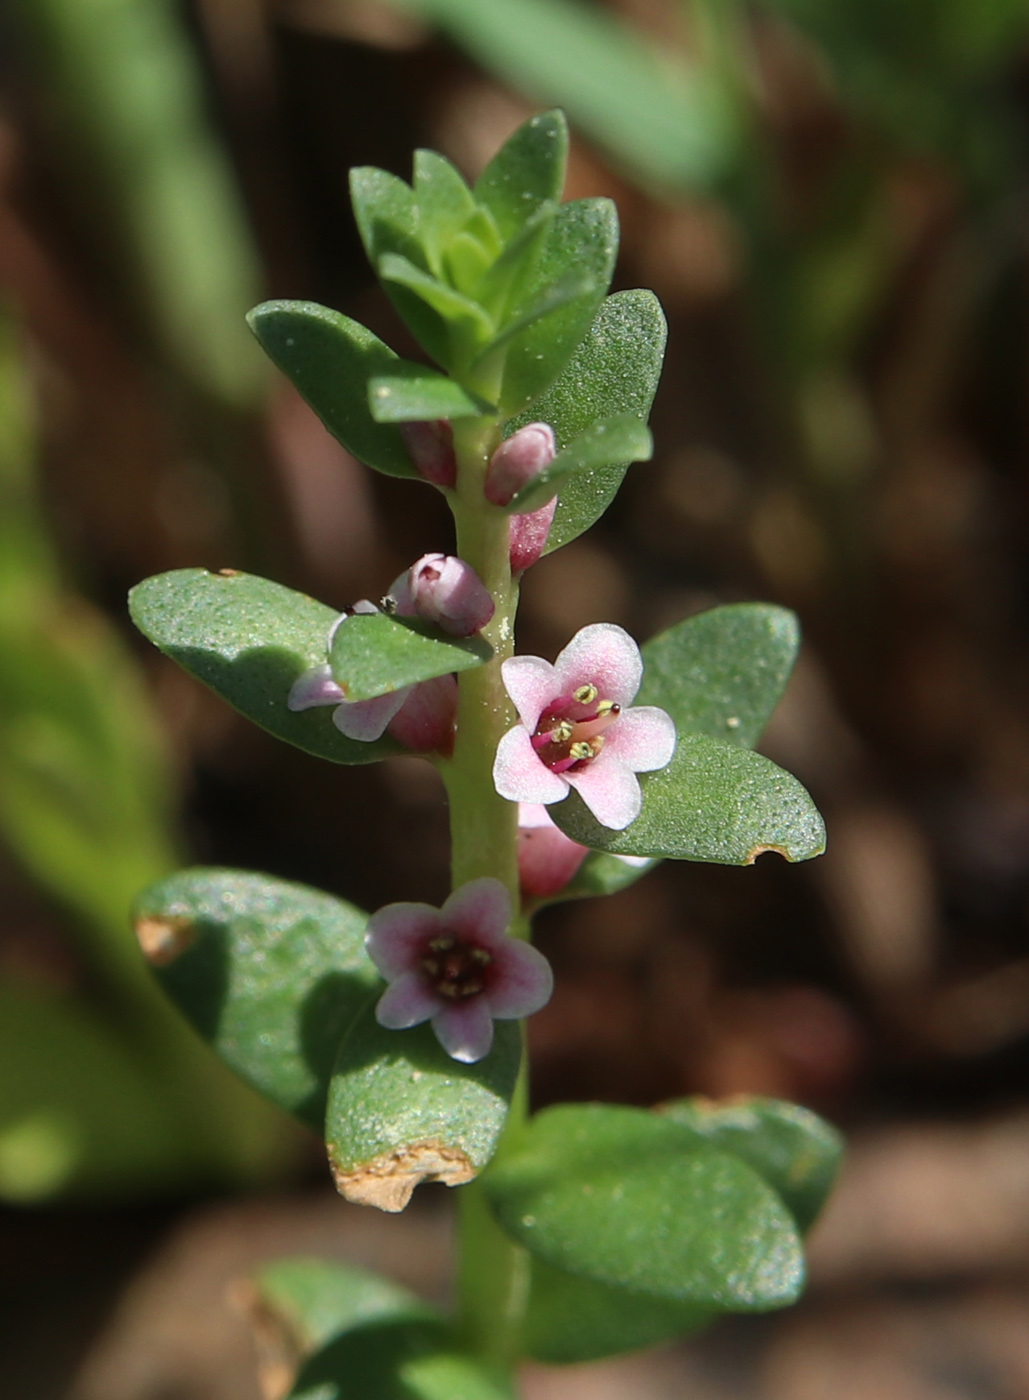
[493,624,676,831]
[366,878,553,1063]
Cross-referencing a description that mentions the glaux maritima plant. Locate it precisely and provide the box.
[129,112,839,1396]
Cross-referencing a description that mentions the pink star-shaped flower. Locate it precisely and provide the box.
[365,878,553,1063]
[493,623,676,831]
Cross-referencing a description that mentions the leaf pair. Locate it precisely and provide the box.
[134,869,522,1211]
[484,1099,842,1364]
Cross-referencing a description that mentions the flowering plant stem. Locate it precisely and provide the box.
[446,416,529,1371]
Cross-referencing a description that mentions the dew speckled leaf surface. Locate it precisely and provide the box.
[129,569,398,765]
[551,733,826,864]
[483,1104,804,1309]
[329,612,491,702]
[367,368,490,423]
[474,110,568,243]
[325,1011,521,1212]
[659,1096,844,1232]
[246,302,415,478]
[523,1256,711,1364]
[638,604,801,749]
[506,290,666,551]
[134,868,377,1131]
[498,197,618,415]
[290,1318,514,1400]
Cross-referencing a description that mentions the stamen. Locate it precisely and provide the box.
[569,741,593,761]
[573,683,598,705]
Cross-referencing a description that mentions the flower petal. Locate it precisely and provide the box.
[603,705,677,772]
[365,903,440,979]
[375,971,444,1029]
[500,655,559,730]
[487,939,554,1018]
[288,664,345,711]
[432,997,495,1063]
[518,805,588,898]
[494,725,570,805]
[554,623,643,708]
[441,877,510,947]
[332,688,411,742]
[566,754,642,830]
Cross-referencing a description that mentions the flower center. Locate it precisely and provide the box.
[421,934,493,999]
[531,683,621,773]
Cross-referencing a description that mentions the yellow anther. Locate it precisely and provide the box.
[569,741,594,761]
[552,720,574,742]
[574,683,599,705]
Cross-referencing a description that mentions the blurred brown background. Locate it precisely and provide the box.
[2,0,1029,1395]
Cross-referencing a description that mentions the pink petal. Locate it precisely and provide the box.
[441,877,510,947]
[554,623,643,708]
[388,675,457,755]
[375,971,444,1029]
[485,422,557,506]
[332,688,411,742]
[494,725,570,805]
[566,754,642,830]
[432,997,495,1063]
[603,705,677,773]
[486,939,554,1018]
[500,655,558,730]
[518,806,588,898]
[365,903,440,979]
[509,497,556,574]
[288,664,345,711]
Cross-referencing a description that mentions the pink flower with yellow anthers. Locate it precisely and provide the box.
[493,624,676,831]
[365,878,553,1063]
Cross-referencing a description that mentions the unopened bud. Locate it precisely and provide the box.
[388,674,458,755]
[508,498,557,575]
[517,804,588,898]
[485,423,557,507]
[400,420,457,488]
[390,553,495,636]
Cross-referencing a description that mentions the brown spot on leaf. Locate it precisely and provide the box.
[745,843,792,865]
[329,1141,476,1212]
[229,1279,305,1400]
[217,567,241,577]
[135,915,196,965]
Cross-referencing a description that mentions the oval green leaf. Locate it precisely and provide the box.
[134,868,378,1132]
[551,733,826,864]
[368,367,492,424]
[329,611,490,702]
[523,1256,711,1364]
[129,569,399,765]
[482,1104,804,1309]
[659,1096,844,1233]
[506,289,667,552]
[325,1010,521,1213]
[498,197,618,415]
[638,604,801,749]
[474,110,568,244]
[247,301,416,478]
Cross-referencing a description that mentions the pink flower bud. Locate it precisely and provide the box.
[390,553,495,636]
[485,422,557,507]
[509,498,557,575]
[518,804,589,898]
[388,674,458,756]
[400,420,457,488]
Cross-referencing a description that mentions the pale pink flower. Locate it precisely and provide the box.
[400,420,456,488]
[508,498,557,575]
[518,803,589,898]
[289,601,415,742]
[390,553,494,636]
[494,624,676,831]
[366,878,553,1062]
[485,422,557,507]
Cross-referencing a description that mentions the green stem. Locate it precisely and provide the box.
[443,416,531,1373]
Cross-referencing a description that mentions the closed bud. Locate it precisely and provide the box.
[485,422,556,507]
[390,553,495,636]
[400,420,457,488]
[508,498,557,575]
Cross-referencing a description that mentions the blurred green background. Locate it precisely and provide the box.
[2,1,1029,1395]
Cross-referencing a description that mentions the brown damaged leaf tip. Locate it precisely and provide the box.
[228,1279,305,1400]
[135,914,197,966]
[745,843,792,865]
[330,1141,476,1212]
